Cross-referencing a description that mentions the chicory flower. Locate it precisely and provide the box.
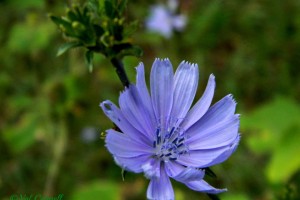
[145,2,187,38]
[100,58,240,200]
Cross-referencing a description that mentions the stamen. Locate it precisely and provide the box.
[153,122,188,162]
[169,127,175,136]
[165,153,172,157]
[176,143,184,148]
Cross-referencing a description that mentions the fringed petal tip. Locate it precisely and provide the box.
[154,57,170,62]
[179,60,199,69]
[226,93,238,105]
[209,73,215,80]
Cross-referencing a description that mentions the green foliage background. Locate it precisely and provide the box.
[0,0,300,199]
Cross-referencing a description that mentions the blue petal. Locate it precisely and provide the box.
[147,164,174,200]
[100,100,151,146]
[142,158,161,179]
[105,129,153,158]
[205,135,240,166]
[164,161,204,182]
[185,179,227,194]
[150,58,174,127]
[182,74,215,129]
[136,63,156,128]
[173,167,205,182]
[185,94,237,139]
[119,85,155,139]
[171,61,199,125]
[177,135,240,168]
[186,114,240,149]
[114,155,151,173]
[146,5,173,38]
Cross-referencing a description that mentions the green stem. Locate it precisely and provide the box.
[110,57,130,87]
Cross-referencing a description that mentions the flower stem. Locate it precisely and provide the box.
[110,57,130,88]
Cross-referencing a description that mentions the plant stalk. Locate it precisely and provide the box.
[110,57,130,88]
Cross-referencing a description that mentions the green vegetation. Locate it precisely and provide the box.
[0,0,299,199]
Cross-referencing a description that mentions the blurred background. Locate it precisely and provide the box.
[1,0,300,199]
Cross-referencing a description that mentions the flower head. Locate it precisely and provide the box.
[145,1,187,38]
[100,58,240,200]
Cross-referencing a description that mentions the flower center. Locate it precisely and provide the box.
[153,124,188,161]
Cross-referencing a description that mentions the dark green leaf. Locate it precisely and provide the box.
[118,0,127,14]
[124,20,139,37]
[93,24,105,36]
[57,41,82,56]
[50,15,71,28]
[117,45,143,58]
[50,15,75,36]
[104,0,114,18]
[66,9,78,21]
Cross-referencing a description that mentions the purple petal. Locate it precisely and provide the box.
[173,168,205,182]
[146,5,173,38]
[185,179,227,194]
[186,114,240,149]
[119,85,155,139]
[177,135,240,168]
[182,74,216,129]
[164,161,204,182]
[142,158,161,179]
[171,61,199,124]
[164,161,185,177]
[206,135,240,166]
[185,94,237,138]
[172,15,187,31]
[105,129,152,158]
[150,58,174,127]
[147,164,174,200]
[114,155,151,173]
[136,63,156,128]
[100,100,151,146]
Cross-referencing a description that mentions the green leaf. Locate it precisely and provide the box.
[50,15,71,28]
[117,44,143,58]
[104,0,114,18]
[56,41,82,56]
[66,9,78,21]
[241,96,300,183]
[93,24,105,36]
[241,96,300,153]
[71,181,120,200]
[266,124,300,183]
[118,0,127,14]
[123,20,138,37]
[8,20,56,53]
[3,114,37,154]
[85,50,94,72]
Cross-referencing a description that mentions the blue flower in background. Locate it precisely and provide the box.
[100,58,240,200]
[145,1,187,38]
